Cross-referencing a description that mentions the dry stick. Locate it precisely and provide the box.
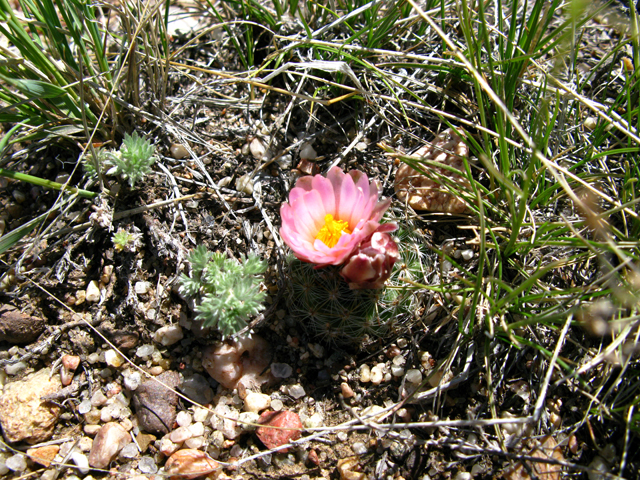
[156,162,196,244]
[532,313,572,423]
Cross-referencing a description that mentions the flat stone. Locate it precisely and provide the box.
[165,449,219,479]
[132,371,181,435]
[0,304,46,343]
[88,422,130,468]
[0,368,61,444]
[26,445,60,467]
[256,411,302,451]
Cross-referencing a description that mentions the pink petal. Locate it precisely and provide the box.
[311,174,336,217]
[336,172,358,226]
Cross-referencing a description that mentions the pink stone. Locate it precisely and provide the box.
[88,422,130,468]
[256,411,302,451]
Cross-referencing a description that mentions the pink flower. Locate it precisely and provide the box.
[340,232,399,289]
[280,167,395,266]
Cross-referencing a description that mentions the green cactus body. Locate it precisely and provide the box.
[286,225,429,345]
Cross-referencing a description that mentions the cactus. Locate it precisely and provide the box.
[286,222,430,346]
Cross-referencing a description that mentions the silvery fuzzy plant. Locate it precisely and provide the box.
[179,246,268,338]
[84,131,157,187]
[287,223,430,346]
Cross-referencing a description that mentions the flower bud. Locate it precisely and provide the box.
[340,232,399,289]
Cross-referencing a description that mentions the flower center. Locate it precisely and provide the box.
[315,214,351,248]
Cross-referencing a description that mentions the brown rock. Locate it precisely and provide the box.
[27,445,60,467]
[0,368,61,444]
[202,335,273,390]
[394,128,470,213]
[255,410,302,451]
[338,457,366,480]
[0,304,46,343]
[88,422,130,469]
[132,371,181,435]
[165,449,219,479]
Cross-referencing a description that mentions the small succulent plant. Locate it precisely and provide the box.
[84,131,157,187]
[286,222,429,346]
[179,246,268,338]
[112,228,142,253]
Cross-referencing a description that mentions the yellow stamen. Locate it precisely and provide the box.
[315,214,351,248]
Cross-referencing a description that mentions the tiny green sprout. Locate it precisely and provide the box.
[179,246,268,338]
[112,228,142,253]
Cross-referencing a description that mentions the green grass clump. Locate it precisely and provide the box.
[179,246,268,338]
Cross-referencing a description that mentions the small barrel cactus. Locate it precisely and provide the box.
[286,223,430,345]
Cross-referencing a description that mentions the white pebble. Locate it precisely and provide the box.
[188,422,204,437]
[104,349,125,368]
[249,138,266,159]
[119,443,139,459]
[303,412,323,429]
[185,436,205,449]
[236,174,253,194]
[78,399,92,414]
[337,431,348,442]
[136,344,155,358]
[138,456,158,474]
[359,365,371,383]
[238,411,260,431]
[370,366,383,386]
[170,426,192,443]
[391,365,405,377]
[176,411,192,427]
[70,452,90,474]
[299,143,317,160]
[86,280,101,303]
[6,454,27,472]
[5,362,27,375]
[244,392,271,413]
[271,399,284,411]
[122,370,141,390]
[460,249,474,261]
[352,442,367,455]
[405,369,422,384]
[154,325,183,346]
[192,408,209,423]
[135,281,150,295]
[286,384,306,399]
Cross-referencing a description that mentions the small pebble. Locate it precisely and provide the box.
[78,399,92,414]
[86,280,101,303]
[337,432,348,442]
[122,370,141,391]
[70,452,90,475]
[170,144,189,159]
[286,384,306,399]
[154,325,183,346]
[6,454,27,472]
[249,138,266,159]
[5,362,27,375]
[271,399,284,411]
[119,443,139,459]
[299,143,317,160]
[359,365,371,383]
[405,369,422,384]
[176,411,192,427]
[271,363,293,379]
[341,382,355,398]
[391,365,405,377]
[136,344,155,358]
[135,281,150,295]
[453,472,472,480]
[193,408,209,423]
[188,422,205,437]
[460,249,474,261]
[170,426,192,443]
[104,349,125,368]
[244,392,271,413]
[138,456,158,474]
[352,442,367,455]
[588,456,609,480]
[370,366,383,385]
